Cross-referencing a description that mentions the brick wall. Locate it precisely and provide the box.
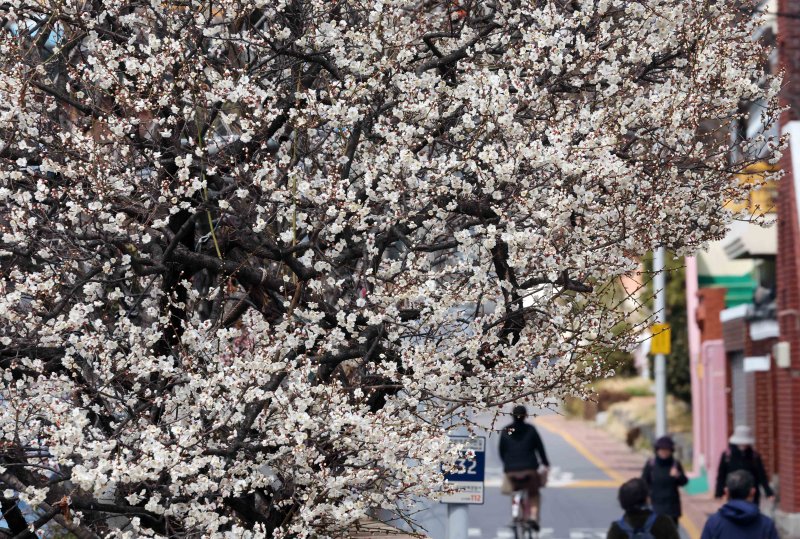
[722,318,747,352]
[775,165,800,512]
[753,366,778,477]
[696,288,726,342]
[745,335,779,478]
[777,0,800,515]
[780,0,800,124]
[775,168,800,512]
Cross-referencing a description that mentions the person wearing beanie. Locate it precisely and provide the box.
[713,425,774,505]
[499,405,550,530]
[641,436,688,526]
[606,478,679,539]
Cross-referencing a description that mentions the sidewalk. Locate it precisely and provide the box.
[535,414,719,539]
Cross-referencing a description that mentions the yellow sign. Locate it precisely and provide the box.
[651,323,671,355]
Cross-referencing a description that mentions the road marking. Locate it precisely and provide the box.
[544,465,575,487]
[532,418,700,539]
[568,531,606,538]
[484,477,619,488]
[533,418,625,483]
[682,515,701,539]
[485,466,616,489]
[492,528,607,539]
[468,528,481,537]
[557,479,620,488]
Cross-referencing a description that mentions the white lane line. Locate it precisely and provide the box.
[569,530,606,538]
[485,466,578,488]
[492,528,605,539]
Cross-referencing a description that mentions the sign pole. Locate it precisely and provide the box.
[447,504,468,539]
[654,246,668,437]
[442,435,485,538]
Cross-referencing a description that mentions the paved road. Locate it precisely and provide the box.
[462,413,691,539]
[463,413,614,539]
[406,410,693,539]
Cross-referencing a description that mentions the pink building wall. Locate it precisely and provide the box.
[700,339,729,494]
[685,256,703,475]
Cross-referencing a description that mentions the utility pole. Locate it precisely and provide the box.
[445,421,470,539]
[654,246,668,438]
[447,504,468,539]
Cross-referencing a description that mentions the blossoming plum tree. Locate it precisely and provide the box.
[0,0,782,536]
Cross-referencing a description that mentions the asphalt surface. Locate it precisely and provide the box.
[469,421,688,539]
[468,414,622,539]
[412,411,691,539]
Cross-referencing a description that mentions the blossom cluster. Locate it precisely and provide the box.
[0,0,781,536]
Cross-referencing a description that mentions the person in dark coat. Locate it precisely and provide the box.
[499,405,549,529]
[701,470,779,539]
[606,478,679,539]
[713,425,774,505]
[641,436,688,526]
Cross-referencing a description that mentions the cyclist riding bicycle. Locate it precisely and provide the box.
[499,405,550,532]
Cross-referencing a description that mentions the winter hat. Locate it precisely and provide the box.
[729,425,755,446]
[512,405,527,420]
[654,436,675,451]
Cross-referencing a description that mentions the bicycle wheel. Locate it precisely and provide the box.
[511,520,525,539]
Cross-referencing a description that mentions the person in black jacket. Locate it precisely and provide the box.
[641,436,688,526]
[499,405,549,529]
[714,425,774,505]
[606,478,679,539]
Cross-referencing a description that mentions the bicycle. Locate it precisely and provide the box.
[510,484,539,539]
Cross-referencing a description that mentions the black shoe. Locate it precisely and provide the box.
[527,519,540,532]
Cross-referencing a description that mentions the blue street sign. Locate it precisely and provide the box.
[442,436,485,504]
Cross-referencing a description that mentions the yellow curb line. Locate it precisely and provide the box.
[534,418,701,539]
[534,418,626,483]
[681,512,702,539]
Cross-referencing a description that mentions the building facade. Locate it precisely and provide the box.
[688,2,800,535]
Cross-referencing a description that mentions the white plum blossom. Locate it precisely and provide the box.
[0,0,782,537]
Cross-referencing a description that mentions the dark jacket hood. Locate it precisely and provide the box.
[729,443,754,459]
[654,455,674,466]
[719,499,761,525]
[508,418,526,438]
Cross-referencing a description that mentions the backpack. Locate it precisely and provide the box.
[617,512,658,539]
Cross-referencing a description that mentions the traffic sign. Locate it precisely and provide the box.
[651,322,671,355]
[441,436,485,505]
